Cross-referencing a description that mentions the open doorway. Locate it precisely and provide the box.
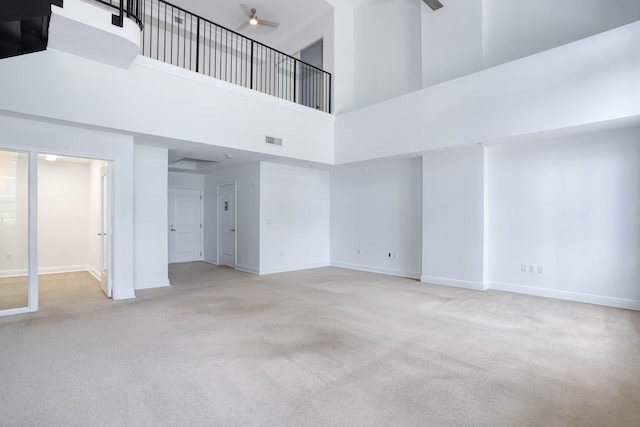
[36,154,112,308]
[0,151,113,315]
[299,38,323,109]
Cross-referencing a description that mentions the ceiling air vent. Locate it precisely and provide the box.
[265,136,282,146]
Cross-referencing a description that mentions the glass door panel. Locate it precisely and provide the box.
[0,151,29,313]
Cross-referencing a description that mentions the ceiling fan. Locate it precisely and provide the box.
[423,0,444,11]
[237,4,280,31]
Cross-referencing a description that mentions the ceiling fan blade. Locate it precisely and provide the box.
[236,21,250,31]
[259,19,279,29]
[239,3,252,17]
[423,0,443,11]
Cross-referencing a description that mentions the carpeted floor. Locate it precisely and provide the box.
[0,271,104,311]
[1,263,639,426]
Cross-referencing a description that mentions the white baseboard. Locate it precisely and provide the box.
[135,279,171,290]
[331,261,421,280]
[113,289,136,300]
[0,265,94,278]
[486,281,640,311]
[88,267,101,282]
[235,264,259,275]
[0,269,27,278]
[203,258,218,265]
[420,275,484,291]
[260,262,330,276]
[39,265,90,275]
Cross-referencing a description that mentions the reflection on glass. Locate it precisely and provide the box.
[0,151,29,311]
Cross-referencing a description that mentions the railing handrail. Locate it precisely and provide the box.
[94,0,328,76]
[150,0,328,76]
[93,0,332,112]
[93,0,144,29]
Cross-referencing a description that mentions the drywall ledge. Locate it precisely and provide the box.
[487,281,640,311]
[49,0,140,69]
[335,20,640,164]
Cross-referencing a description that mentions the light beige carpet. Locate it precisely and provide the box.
[0,271,102,311]
[0,263,639,426]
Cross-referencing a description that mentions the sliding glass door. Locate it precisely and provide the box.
[0,150,31,315]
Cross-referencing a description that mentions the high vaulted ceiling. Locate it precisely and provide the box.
[166,0,334,47]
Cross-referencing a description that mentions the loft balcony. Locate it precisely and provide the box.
[11,0,332,113]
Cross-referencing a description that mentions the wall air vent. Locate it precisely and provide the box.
[265,136,283,146]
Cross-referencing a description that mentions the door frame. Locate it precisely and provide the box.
[99,164,113,298]
[216,183,237,267]
[168,186,204,263]
[0,150,116,317]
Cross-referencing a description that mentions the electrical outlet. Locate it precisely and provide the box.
[356,249,361,255]
[528,265,534,273]
[521,264,527,272]
[537,265,544,274]
[392,253,397,259]
[6,254,11,261]
[280,251,284,256]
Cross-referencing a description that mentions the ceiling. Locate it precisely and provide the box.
[166,0,334,47]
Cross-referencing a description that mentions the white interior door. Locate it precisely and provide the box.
[218,184,236,267]
[99,165,112,298]
[169,188,202,263]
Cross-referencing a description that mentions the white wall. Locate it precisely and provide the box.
[260,162,330,274]
[331,158,422,279]
[0,47,335,166]
[422,147,484,290]
[483,0,640,68]
[421,0,640,87]
[134,145,170,290]
[37,159,91,273]
[332,1,356,113]
[204,163,261,274]
[336,20,640,164]
[169,172,204,190]
[421,0,483,87]
[352,0,422,109]
[277,9,334,77]
[0,114,136,300]
[486,126,640,309]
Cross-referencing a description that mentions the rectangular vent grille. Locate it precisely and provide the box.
[265,136,283,146]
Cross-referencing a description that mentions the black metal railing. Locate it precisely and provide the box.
[139,0,332,113]
[94,0,144,29]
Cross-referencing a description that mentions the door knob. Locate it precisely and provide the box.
[230,228,236,232]
[170,228,176,231]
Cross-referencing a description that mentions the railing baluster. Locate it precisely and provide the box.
[155,1,159,60]
[131,0,331,112]
[293,60,297,104]
[195,17,200,73]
